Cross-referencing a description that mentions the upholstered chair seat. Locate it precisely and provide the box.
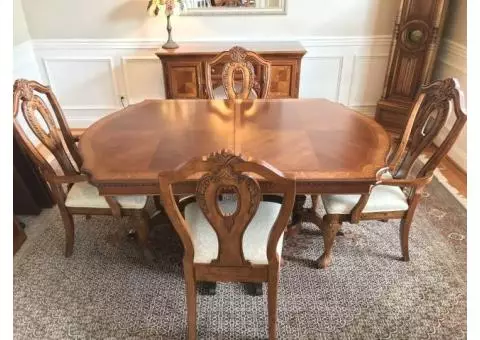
[184,200,283,264]
[65,182,147,209]
[212,84,257,100]
[322,173,409,214]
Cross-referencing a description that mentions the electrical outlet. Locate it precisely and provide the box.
[120,95,127,108]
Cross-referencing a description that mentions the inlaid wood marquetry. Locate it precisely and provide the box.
[79,99,391,196]
[168,62,203,98]
[269,65,295,98]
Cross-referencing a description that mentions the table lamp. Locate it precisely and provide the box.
[147,0,183,49]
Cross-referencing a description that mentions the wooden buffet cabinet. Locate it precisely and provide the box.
[156,42,306,99]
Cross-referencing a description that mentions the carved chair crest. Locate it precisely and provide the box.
[13,79,82,180]
[158,149,295,267]
[391,78,467,179]
[205,46,272,100]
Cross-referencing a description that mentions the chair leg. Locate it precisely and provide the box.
[184,264,197,340]
[267,267,279,340]
[59,208,75,257]
[400,200,420,262]
[400,216,413,262]
[317,218,341,269]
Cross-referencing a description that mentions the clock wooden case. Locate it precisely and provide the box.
[376,0,450,133]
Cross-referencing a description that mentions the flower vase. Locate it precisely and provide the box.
[162,14,179,50]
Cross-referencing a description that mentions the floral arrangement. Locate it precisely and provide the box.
[147,0,184,17]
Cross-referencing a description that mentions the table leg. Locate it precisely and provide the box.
[198,282,217,295]
[286,195,307,237]
[246,283,263,296]
[288,194,344,237]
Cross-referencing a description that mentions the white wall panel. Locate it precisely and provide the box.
[348,55,388,106]
[299,57,343,101]
[43,57,119,109]
[31,36,392,129]
[121,57,165,104]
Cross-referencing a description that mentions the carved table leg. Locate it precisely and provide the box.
[286,195,307,237]
[246,283,263,296]
[317,218,342,269]
[133,210,156,264]
[198,282,217,295]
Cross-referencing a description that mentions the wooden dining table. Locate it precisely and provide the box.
[79,98,391,232]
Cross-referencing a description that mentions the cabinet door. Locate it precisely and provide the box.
[164,60,203,99]
[268,60,300,98]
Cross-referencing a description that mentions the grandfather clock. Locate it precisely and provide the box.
[376,0,449,133]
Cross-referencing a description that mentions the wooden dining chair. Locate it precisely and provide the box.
[205,46,272,99]
[315,78,467,269]
[13,79,152,259]
[159,149,295,340]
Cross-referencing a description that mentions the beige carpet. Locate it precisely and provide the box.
[13,178,466,339]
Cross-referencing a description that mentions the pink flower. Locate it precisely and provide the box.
[165,0,175,15]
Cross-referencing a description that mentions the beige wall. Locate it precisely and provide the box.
[432,0,467,170]
[21,0,400,39]
[14,0,31,45]
[443,0,467,46]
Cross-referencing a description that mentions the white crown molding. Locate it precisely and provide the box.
[31,35,393,50]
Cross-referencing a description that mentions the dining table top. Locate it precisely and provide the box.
[78,98,391,195]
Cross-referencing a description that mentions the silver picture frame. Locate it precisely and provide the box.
[180,0,286,16]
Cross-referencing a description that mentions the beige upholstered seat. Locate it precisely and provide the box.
[185,200,284,264]
[212,84,257,100]
[65,182,147,209]
[321,173,409,214]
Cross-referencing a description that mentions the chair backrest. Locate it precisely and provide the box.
[158,150,295,267]
[205,46,272,99]
[13,79,82,182]
[388,78,467,179]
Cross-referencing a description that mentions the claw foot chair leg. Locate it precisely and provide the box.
[317,218,341,269]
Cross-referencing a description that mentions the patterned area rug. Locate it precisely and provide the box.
[14,178,466,339]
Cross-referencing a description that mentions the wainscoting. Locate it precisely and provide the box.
[13,36,466,171]
[29,36,392,127]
